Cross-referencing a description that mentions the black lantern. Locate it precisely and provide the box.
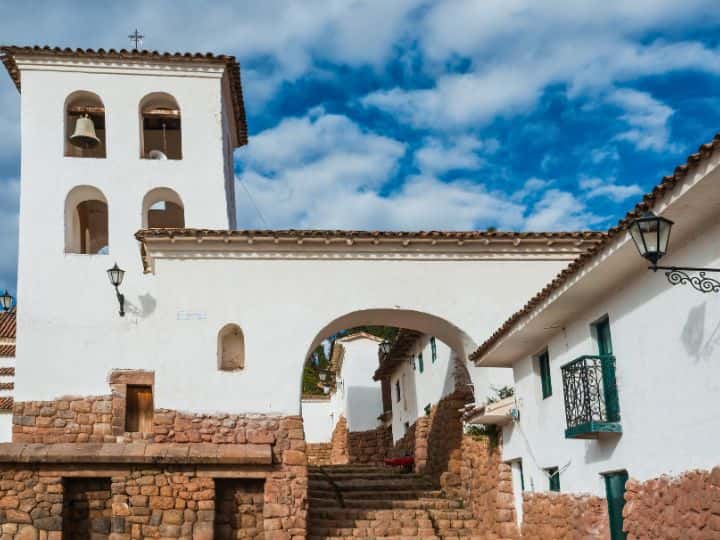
[379,340,392,356]
[106,263,126,316]
[628,212,720,293]
[628,212,673,266]
[0,290,13,312]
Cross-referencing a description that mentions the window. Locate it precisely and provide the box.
[125,385,153,433]
[142,187,185,228]
[537,349,552,399]
[546,467,560,492]
[64,91,106,158]
[395,380,401,403]
[218,324,245,371]
[430,337,437,363]
[593,316,613,356]
[64,186,109,254]
[140,93,182,160]
[418,352,424,373]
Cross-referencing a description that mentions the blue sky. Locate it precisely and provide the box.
[1,1,720,295]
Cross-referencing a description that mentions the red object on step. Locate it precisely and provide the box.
[384,456,414,467]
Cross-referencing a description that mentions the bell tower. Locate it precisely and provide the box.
[0,46,247,401]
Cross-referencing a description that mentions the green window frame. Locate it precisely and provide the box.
[418,352,424,373]
[604,470,629,540]
[537,349,552,399]
[430,337,437,363]
[547,467,560,492]
[594,316,613,355]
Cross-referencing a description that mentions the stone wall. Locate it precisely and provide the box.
[623,467,720,539]
[446,434,520,538]
[521,492,609,539]
[426,389,470,483]
[62,477,113,539]
[347,426,392,465]
[329,416,348,465]
[306,443,331,466]
[214,478,265,539]
[12,396,115,443]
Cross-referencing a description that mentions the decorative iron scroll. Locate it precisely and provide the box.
[561,355,619,430]
[665,269,720,294]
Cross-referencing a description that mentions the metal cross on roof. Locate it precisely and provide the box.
[128,29,144,50]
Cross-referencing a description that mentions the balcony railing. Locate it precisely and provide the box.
[561,354,621,439]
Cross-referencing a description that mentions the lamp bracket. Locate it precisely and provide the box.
[115,287,126,316]
[651,266,720,294]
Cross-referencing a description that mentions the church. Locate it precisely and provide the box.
[0,44,718,540]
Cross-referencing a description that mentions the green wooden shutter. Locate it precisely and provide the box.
[431,337,437,363]
[595,317,620,422]
[604,471,628,540]
[418,352,424,373]
[547,467,560,492]
[596,318,613,355]
[538,350,552,398]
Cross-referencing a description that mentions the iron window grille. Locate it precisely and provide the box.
[561,354,621,439]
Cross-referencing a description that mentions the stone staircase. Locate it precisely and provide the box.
[308,465,481,539]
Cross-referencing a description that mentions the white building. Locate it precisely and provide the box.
[375,330,455,442]
[0,309,14,441]
[471,136,720,537]
[302,332,384,443]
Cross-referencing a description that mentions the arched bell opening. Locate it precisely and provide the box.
[142,187,185,228]
[64,91,106,158]
[64,185,109,254]
[139,93,182,160]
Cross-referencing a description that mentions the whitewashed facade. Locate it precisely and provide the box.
[473,144,720,528]
[302,333,384,442]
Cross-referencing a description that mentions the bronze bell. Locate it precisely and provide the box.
[70,114,101,149]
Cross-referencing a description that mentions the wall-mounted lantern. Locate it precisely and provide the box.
[629,212,720,293]
[0,290,13,312]
[106,263,126,316]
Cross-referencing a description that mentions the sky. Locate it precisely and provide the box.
[1,1,720,295]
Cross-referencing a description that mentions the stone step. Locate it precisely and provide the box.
[308,497,463,510]
[309,488,444,501]
[312,478,434,491]
[309,470,418,481]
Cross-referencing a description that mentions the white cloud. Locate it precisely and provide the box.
[524,189,605,231]
[580,176,643,202]
[236,111,529,230]
[414,136,498,175]
[607,88,678,152]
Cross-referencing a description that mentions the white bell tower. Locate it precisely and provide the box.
[0,46,247,401]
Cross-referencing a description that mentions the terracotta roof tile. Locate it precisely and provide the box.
[470,132,720,363]
[0,345,14,357]
[136,229,606,243]
[0,397,12,411]
[0,367,14,377]
[0,382,13,391]
[0,45,247,146]
[0,309,15,339]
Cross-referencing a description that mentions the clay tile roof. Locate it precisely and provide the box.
[136,229,606,243]
[0,309,15,339]
[0,397,12,411]
[470,132,720,363]
[0,45,247,146]
[373,329,424,381]
[0,345,14,358]
[0,367,14,377]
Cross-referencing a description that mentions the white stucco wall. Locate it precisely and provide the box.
[502,217,720,496]
[337,336,383,432]
[390,336,456,442]
[12,56,592,418]
[300,399,335,443]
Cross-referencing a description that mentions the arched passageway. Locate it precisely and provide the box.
[300,308,485,482]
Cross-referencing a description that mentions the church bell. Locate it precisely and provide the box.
[70,114,101,149]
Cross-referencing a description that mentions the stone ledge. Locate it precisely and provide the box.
[0,442,272,465]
